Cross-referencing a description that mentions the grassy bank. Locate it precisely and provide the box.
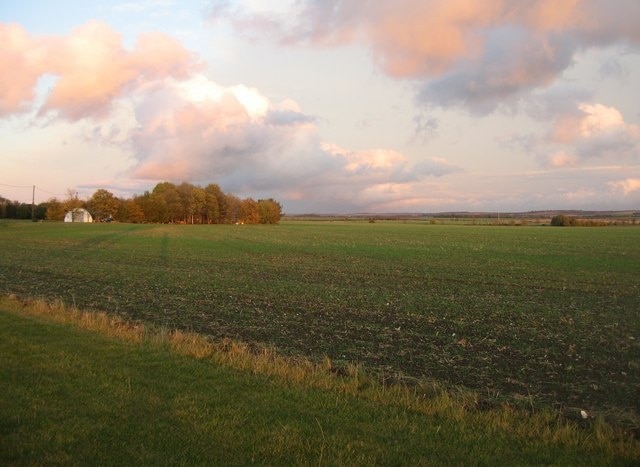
[1,296,638,464]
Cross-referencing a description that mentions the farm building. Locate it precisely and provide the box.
[64,208,93,223]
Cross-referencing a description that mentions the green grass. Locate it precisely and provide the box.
[0,220,639,430]
[1,297,638,464]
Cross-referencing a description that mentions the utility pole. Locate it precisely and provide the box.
[31,185,35,221]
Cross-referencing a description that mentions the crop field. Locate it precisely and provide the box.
[1,220,638,426]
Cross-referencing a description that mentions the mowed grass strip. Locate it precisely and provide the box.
[1,298,638,465]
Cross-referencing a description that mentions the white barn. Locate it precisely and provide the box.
[64,208,93,223]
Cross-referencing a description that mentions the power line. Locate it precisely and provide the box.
[0,182,65,197]
[36,187,66,197]
[0,182,33,189]
[0,183,70,221]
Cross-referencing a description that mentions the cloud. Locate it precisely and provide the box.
[0,21,199,120]
[546,151,579,168]
[125,74,462,210]
[547,102,640,162]
[0,23,48,116]
[212,0,640,114]
[509,87,640,169]
[609,178,640,195]
[412,113,439,142]
[416,24,577,113]
[265,109,317,127]
[112,1,179,14]
[599,56,629,81]
[0,20,464,212]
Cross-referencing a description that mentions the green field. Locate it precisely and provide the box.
[1,220,638,427]
[5,299,638,464]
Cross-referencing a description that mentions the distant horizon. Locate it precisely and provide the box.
[2,185,638,219]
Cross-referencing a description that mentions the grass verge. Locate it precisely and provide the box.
[1,295,638,464]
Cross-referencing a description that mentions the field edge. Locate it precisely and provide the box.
[2,293,638,460]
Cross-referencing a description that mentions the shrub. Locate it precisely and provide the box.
[550,214,576,226]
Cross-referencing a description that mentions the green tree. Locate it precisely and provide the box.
[550,214,576,226]
[204,184,226,223]
[191,187,206,224]
[177,182,195,223]
[203,185,220,224]
[3,200,16,218]
[177,182,206,224]
[136,189,169,223]
[15,203,32,219]
[152,182,182,223]
[35,202,48,220]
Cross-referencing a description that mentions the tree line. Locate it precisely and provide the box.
[1,182,282,224]
[0,196,46,220]
[549,214,637,227]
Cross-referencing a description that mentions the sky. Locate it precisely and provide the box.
[1,0,639,214]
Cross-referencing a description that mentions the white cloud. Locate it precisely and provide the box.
[1,20,468,212]
[578,103,627,138]
[548,102,640,162]
[609,178,640,195]
[126,75,462,210]
[506,94,640,170]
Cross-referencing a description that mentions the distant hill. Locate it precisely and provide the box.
[284,210,640,223]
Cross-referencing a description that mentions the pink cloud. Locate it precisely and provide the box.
[546,151,579,168]
[547,102,640,161]
[609,178,640,195]
[321,142,407,173]
[129,76,332,185]
[0,23,48,116]
[125,75,461,210]
[214,0,640,113]
[0,21,199,120]
[1,19,467,212]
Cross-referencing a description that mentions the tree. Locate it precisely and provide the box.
[87,189,119,221]
[152,182,181,222]
[204,184,226,223]
[35,202,48,220]
[258,198,282,224]
[550,214,576,226]
[45,198,66,221]
[15,203,31,219]
[239,197,260,224]
[177,182,195,223]
[224,194,241,224]
[0,197,38,219]
[62,188,83,213]
[177,182,206,224]
[118,198,145,223]
[203,185,220,224]
[39,181,282,225]
[191,187,206,224]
